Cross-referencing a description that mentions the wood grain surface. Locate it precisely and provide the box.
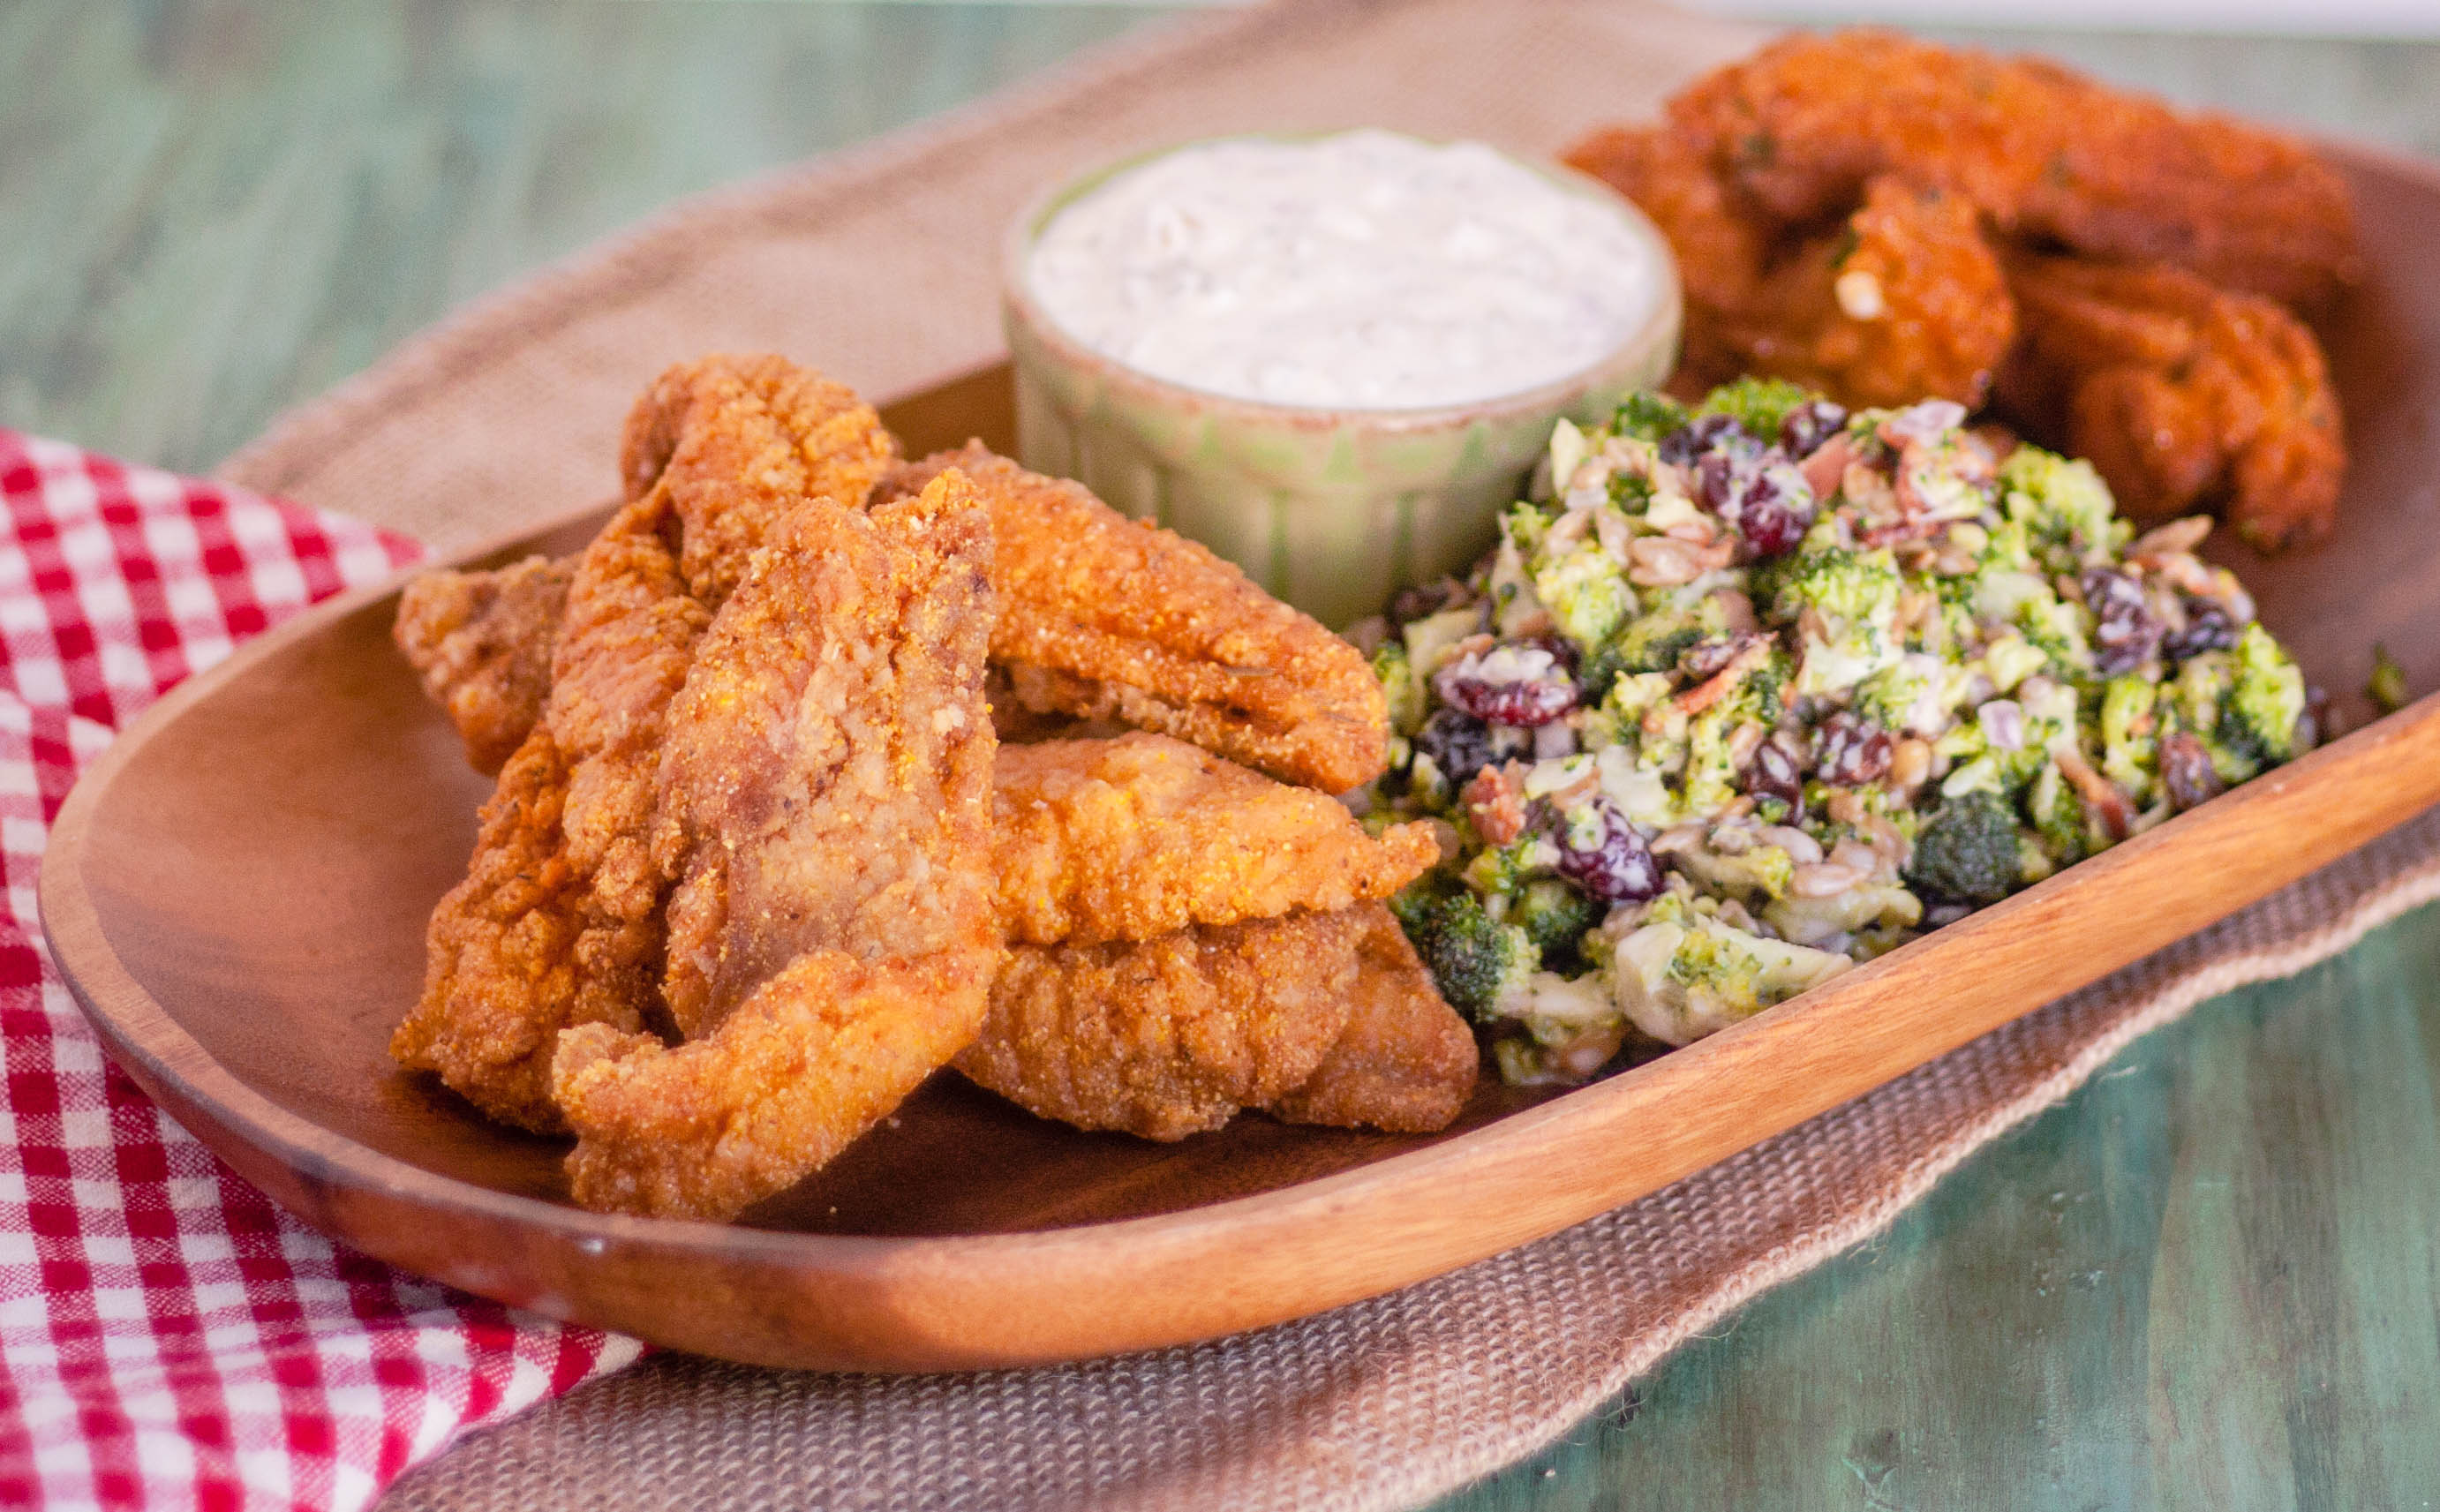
[7,4,2439,1507]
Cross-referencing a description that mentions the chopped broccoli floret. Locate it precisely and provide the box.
[2097,674,2159,802]
[2223,622,2307,764]
[2025,761,2090,864]
[1613,391,1691,443]
[2369,643,2410,715]
[1402,891,1538,1021]
[1853,653,1947,735]
[1372,641,1426,736]
[1610,601,1716,676]
[1533,540,1636,653]
[1906,790,2022,904]
[2013,591,2095,681]
[1776,547,1904,696]
[1600,891,1852,1045]
[1694,377,1815,440]
[1999,446,2129,561]
[1513,878,1605,965]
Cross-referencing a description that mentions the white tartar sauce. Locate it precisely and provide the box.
[1024,130,1668,411]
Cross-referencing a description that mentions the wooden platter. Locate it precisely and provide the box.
[37,143,2440,1373]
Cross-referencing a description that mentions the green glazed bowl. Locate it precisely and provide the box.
[1002,132,1682,629]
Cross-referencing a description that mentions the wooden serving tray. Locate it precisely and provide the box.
[37,144,2440,1373]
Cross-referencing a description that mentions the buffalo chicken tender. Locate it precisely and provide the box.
[1997,253,2344,551]
[553,473,1002,1221]
[992,732,1440,945]
[957,903,1475,1141]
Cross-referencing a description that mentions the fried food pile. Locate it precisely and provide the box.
[392,354,1475,1222]
[1563,30,2359,551]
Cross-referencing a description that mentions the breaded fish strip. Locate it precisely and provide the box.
[552,473,1001,1220]
[1660,30,2359,312]
[1564,133,2015,408]
[992,733,1440,946]
[886,444,1389,794]
[1265,908,1480,1135]
[956,903,1475,1141]
[391,554,572,775]
[1997,253,2345,550]
[392,493,707,1131]
[617,352,900,607]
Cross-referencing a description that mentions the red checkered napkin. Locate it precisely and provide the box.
[0,430,645,1510]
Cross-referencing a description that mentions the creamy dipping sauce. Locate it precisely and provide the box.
[1024,130,1668,411]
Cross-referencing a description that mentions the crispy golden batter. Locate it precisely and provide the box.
[956,911,1363,1140]
[1266,908,1478,1134]
[885,444,1389,793]
[552,473,1001,1219]
[1997,253,2345,550]
[1657,30,2359,312]
[958,903,1474,1140]
[617,353,900,606]
[992,733,1439,946]
[391,555,572,775]
[392,493,706,1132]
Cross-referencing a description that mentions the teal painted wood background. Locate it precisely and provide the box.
[4,5,2436,1508]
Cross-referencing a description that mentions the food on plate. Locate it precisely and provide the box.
[882,443,1390,792]
[955,903,1473,1140]
[390,493,710,1132]
[398,441,1390,795]
[1022,129,1673,410]
[1645,30,2359,312]
[991,732,1441,945]
[394,354,1472,1220]
[1996,252,2344,550]
[1562,30,2359,547]
[1360,380,2315,1084]
[393,554,572,775]
[554,471,1001,1221]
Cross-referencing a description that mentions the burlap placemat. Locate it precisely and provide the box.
[201,0,2438,1505]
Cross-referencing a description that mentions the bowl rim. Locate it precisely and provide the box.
[999,127,1685,433]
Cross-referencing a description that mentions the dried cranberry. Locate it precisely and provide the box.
[1778,399,1849,457]
[1390,579,1467,628]
[1695,449,1751,514]
[1434,643,1579,728]
[2082,568,2164,676]
[2163,596,2240,661]
[1733,465,1814,560]
[1742,731,1807,810]
[1414,707,1497,788]
[1658,412,1758,468]
[1812,711,1894,786]
[2160,732,2225,812]
[1547,799,1664,903]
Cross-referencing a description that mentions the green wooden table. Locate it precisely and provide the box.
[7,5,2437,1508]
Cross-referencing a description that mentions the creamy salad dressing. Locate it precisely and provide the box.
[1025,131,1668,410]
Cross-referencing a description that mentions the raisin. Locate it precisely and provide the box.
[1741,730,1807,810]
[2160,732,2225,812]
[1434,644,1579,728]
[2082,567,2163,676]
[1778,399,1849,457]
[2163,596,2240,660]
[1812,711,1894,786]
[1547,799,1664,903]
[1414,707,1498,787]
[1658,412,1758,468]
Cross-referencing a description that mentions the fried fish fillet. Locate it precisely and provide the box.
[1264,908,1480,1135]
[551,472,1001,1219]
[955,903,1475,1140]
[392,554,573,775]
[885,444,1389,793]
[618,352,900,607]
[1997,253,2344,550]
[1657,30,2360,312]
[992,733,1441,946]
[391,492,707,1132]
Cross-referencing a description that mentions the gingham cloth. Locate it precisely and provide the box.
[0,429,645,1510]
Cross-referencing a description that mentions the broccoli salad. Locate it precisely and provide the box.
[1352,379,2317,1087]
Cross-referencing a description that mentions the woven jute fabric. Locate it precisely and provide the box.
[203,0,2439,1506]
